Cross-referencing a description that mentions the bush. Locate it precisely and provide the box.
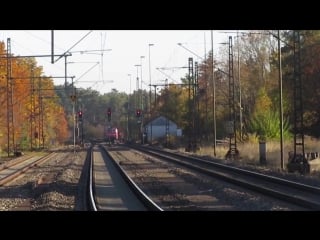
[248,110,292,141]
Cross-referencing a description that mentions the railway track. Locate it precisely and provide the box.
[0,153,59,210]
[129,145,320,210]
[0,153,57,186]
[86,144,162,211]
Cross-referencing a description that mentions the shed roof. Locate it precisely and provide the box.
[144,115,177,127]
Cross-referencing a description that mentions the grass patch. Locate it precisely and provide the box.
[185,136,320,172]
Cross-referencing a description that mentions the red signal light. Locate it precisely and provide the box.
[136,109,141,117]
[107,108,112,121]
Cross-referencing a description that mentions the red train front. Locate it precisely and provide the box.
[105,127,119,143]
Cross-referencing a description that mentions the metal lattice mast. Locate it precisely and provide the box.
[38,77,42,149]
[165,78,169,147]
[30,66,35,150]
[227,36,238,159]
[188,57,194,150]
[40,95,44,149]
[6,38,15,156]
[293,30,304,158]
[194,61,199,146]
[211,30,216,156]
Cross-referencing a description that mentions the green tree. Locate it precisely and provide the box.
[248,87,291,140]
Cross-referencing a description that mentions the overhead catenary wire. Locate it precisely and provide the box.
[54,30,93,63]
[23,30,65,52]
[156,68,180,84]
[74,62,100,84]
[100,32,107,83]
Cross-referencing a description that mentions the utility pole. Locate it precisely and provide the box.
[135,65,140,109]
[51,30,54,63]
[204,32,208,141]
[188,57,195,152]
[71,77,76,153]
[80,103,84,145]
[65,55,68,88]
[149,44,154,145]
[268,30,287,170]
[37,76,42,149]
[269,30,306,173]
[211,30,216,156]
[195,61,200,147]
[237,31,243,142]
[41,96,44,149]
[151,85,158,118]
[127,74,131,142]
[277,30,284,170]
[134,64,141,142]
[165,79,169,147]
[30,65,35,151]
[140,56,145,144]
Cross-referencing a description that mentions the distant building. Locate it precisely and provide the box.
[144,116,180,142]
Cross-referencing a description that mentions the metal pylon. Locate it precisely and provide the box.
[226,36,238,159]
[287,30,308,174]
[293,31,304,158]
[6,38,15,156]
[194,61,199,146]
[187,57,195,151]
[165,78,169,147]
[30,67,36,150]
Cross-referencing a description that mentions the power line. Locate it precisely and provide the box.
[54,30,93,63]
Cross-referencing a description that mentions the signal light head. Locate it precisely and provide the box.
[107,108,112,121]
[136,109,141,117]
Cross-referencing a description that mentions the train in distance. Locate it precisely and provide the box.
[105,126,120,143]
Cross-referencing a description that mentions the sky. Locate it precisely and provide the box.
[0,30,239,94]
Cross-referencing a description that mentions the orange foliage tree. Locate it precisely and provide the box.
[0,40,69,153]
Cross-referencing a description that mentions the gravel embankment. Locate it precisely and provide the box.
[0,149,87,211]
[108,147,305,210]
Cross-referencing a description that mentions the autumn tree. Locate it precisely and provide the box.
[0,40,69,151]
[157,83,188,129]
[278,31,320,137]
[0,42,7,149]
